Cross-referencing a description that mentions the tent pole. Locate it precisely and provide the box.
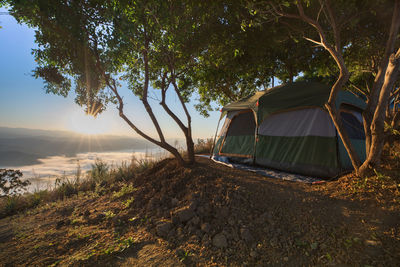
[210,116,222,159]
[252,110,258,165]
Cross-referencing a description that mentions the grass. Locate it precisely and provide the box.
[112,184,136,200]
[0,157,155,218]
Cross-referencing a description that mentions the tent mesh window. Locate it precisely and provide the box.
[340,111,365,140]
[225,111,256,136]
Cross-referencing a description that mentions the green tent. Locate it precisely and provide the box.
[212,81,366,178]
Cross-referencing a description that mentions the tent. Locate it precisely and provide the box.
[212,81,366,178]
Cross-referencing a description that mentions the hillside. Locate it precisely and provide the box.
[0,148,399,266]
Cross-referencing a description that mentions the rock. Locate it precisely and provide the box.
[171,198,179,206]
[231,229,240,241]
[195,229,204,238]
[57,206,73,216]
[364,239,381,246]
[197,203,211,218]
[174,207,196,223]
[188,225,196,234]
[189,216,200,226]
[177,227,184,238]
[250,250,258,258]
[240,227,254,244]
[213,233,228,248]
[228,217,235,226]
[171,213,180,225]
[218,206,229,218]
[283,257,289,262]
[189,199,199,211]
[156,221,173,238]
[201,222,211,233]
[56,219,70,229]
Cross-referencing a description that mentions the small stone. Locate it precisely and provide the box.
[177,227,184,237]
[190,216,200,226]
[156,221,173,238]
[201,222,211,233]
[240,227,254,244]
[213,233,228,248]
[283,257,289,262]
[365,239,381,246]
[189,199,199,211]
[174,207,196,223]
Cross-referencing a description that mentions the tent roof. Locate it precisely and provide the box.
[221,82,366,121]
[222,91,265,112]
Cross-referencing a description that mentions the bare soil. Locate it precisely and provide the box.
[0,156,399,266]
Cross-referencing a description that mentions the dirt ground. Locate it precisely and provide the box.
[0,156,399,266]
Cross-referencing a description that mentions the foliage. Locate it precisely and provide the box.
[123,197,135,209]
[54,176,78,198]
[111,184,136,200]
[0,169,30,196]
[194,138,214,154]
[89,159,110,184]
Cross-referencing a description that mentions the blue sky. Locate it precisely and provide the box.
[0,8,221,139]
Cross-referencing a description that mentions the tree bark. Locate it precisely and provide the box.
[359,49,400,175]
[363,0,400,153]
[172,79,195,164]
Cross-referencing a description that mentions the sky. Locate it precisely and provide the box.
[0,7,221,140]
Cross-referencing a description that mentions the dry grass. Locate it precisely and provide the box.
[0,157,155,218]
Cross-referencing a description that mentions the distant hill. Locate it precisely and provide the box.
[0,127,158,167]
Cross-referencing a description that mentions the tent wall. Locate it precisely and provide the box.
[214,110,256,158]
[255,108,339,177]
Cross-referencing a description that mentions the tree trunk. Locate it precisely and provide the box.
[325,71,362,175]
[359,49,400,175]
[363,0,400,154]
[186,135,195,164]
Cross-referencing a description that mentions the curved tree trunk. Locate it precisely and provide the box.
[359,49,400,175]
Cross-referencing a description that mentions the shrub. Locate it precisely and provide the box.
[194,138,214,154]
[89,159,110,183]
[0,169,31,196]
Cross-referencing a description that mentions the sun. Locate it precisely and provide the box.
[67,110,108,135]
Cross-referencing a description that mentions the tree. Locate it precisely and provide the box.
[251,0,400,176]
[5,0,204,166]
[186,1,317,116]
